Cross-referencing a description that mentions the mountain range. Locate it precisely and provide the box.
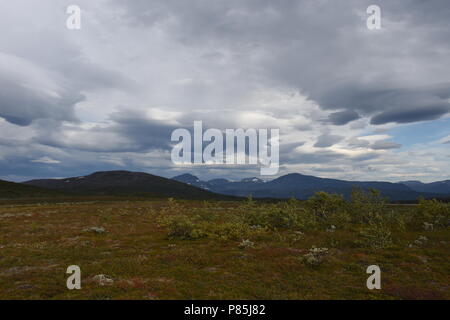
[0,170,447,202]
[173,173,450,201]
[399,180,450,194]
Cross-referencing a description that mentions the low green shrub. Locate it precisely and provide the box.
[242,200,316,231]
[349,188,387,224]
[305,192,346,221]
[356,221,393,249]
[416,198,450,228]
[302,246,329,267]
[208,221,264,241]
[158,215,207,240]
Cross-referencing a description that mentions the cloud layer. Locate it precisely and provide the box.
[0,0,449,182]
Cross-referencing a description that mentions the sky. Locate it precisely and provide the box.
[0,0,449,183]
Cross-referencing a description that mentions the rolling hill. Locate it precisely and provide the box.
[0,179,62,199]
[23,170,231,200]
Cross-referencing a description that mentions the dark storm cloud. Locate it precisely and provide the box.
[0,2,131,127]
[31,112,179,153]
[0,74,81,126]
[327,110,360,125]
[1,0,448,182]
[370,104,450,125]
[314,83,450,125]
[0,56,130,126]
[109,111,180,151]
[314,134,344,148]
[115,0,450,125]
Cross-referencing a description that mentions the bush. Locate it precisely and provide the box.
[357,221,393,249]
[158,215,207,240]
[376,208,407,233]
[209,221,262,241]
[265,207,302,229]
[242,202,315,231]
[159,212,269,241]
[349,188,387,223]
[302,246,329,267]
[239,195,258,211]
[305,192,346,221]
[242,207,269,227]
[417,198,450,228]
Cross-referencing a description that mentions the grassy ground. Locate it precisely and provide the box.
[0,197,448,300]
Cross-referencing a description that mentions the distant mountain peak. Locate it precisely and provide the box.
[172,173,209,189]
[400,180,424,185]
[400,179,450,194]
[240,177,265,183]
[172,173,200,182]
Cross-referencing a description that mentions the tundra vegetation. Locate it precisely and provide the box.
[0,189,449,299]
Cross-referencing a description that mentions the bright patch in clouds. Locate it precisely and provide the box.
[31,157,61,164]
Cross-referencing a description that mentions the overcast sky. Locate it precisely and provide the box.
[0,0,449,182]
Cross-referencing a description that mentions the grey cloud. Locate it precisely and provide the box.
[109,111,180,151]
[370,103,450,125]
[314,134,344,148]
[31,156,61,164]
[294,124,313,131]
[32,112,179,153]
[348,137,370,148]
[114,0,450,124]
[0,82,81,126]
[0,54,81,126]
[370,140,402,150]
[1,0,449,182]
[284,150,347,165]
[327,110,360,125]
[312,167,346,173]
[0,51,127,126]
[0,2,131,126]
[318,83,450,125]
[279,141,305,154]
[351,152,382,161]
